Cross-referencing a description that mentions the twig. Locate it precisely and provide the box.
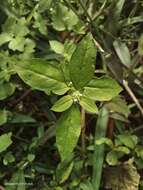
[93,0,107,21]
[0,128,29,143]
[78,0,93,25]
[123,80,143,115]
[93,39,105,53]
[11,89,32,107]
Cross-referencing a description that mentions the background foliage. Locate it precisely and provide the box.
[0,0,143,189]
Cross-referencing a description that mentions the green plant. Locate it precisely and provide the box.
[0,0,143,189]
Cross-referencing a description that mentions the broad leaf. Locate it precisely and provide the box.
[15,59,69,95]
[117,134,138,149]
[51,95,73,112]
[52,3,79,31]
[49,40,64,55]
[0,33,12,46]
[0,133,12,153]
[105,96,130,117]
[69,34,96,89]
[56,105,81,161]
[8,36,25,52]
[0,83,15,100]
[79,96,98,114]
[84,76,122,101]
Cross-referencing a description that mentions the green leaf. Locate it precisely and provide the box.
[9,113,36,124]
[138,34,143,55]
[106,151,118,166]
[0,110,7,126]
[8,36,25,52]
[63,40,76,61]
[69,34,96,89]
[60,162,74,183]
[52,3,79,31]
[92,107,109,190]
[80,180,94,190]
[56,160,74,184]
[114,0,125,19]
[15,59,69,95]
[38,0,52,12]
[0,33,12,46]
[95,137,114,148]
[115,146,130,154]
[3,151,15,166]
[0,83,15,100]
[117,134,138,149]
[84,76,122,101]
[12,18,29,37]
[113,40,131,68]
[0,133,12,153]
[5,169,26,190]
[104,160,140,190]
[51,95,73,112]
[33,11,48,35]
[105,96,130,117]
[27,154,35,162]
[79,96,98,114]
[49,40,64,55]
[56,105,81,161]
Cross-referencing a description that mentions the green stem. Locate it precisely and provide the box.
[92,107,109,190]
[81,107,86,156]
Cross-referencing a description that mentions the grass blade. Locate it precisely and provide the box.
[92,107,109,189]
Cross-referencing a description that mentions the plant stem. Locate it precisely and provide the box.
[123,80,143,115]
[81,107,86,156]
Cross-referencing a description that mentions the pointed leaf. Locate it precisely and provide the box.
[69,34,96,89]
[84,76,122,101]
[113,40,131,68]
[105,96,130,117]
[79,96,98,114]
[15,59,69,95]
[51,95,73,112]
[49,40,64,55]
[0,133,12,153]
[0,83,15,100]
[56,105,81,161]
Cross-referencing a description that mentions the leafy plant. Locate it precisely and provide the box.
[0,0,143,189]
